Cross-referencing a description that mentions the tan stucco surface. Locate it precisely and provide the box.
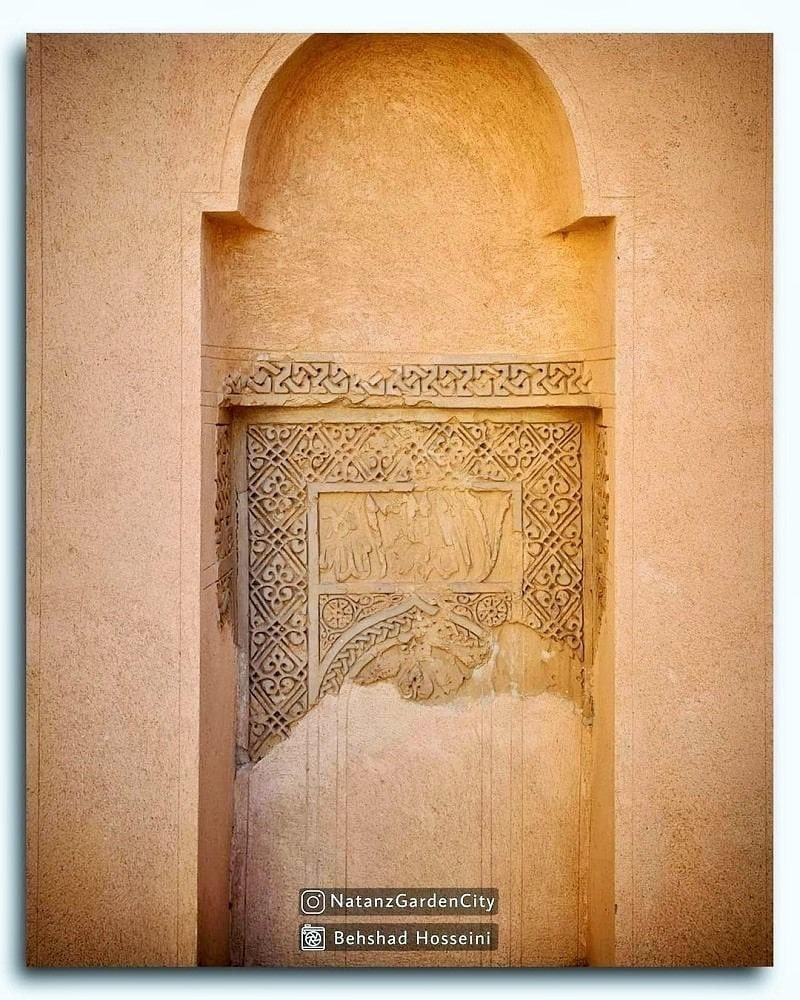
[26,33,771,967]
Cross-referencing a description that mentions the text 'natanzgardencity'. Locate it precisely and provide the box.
[299,887,499,916]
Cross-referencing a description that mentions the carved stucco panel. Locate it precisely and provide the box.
[244,417,585,760]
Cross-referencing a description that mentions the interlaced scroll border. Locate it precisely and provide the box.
[225,359,591,399]
[246,419,583,760]
[215,425,234,627]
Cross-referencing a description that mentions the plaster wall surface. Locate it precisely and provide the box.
[26,33,771,967]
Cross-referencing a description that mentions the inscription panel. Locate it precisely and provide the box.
[317,487,513,584]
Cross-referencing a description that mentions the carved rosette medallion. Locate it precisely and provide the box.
[319,593,406,656]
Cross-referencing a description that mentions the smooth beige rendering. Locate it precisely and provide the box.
[26,33,772,968]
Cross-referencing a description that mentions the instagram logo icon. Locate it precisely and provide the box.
[300,889,326,915]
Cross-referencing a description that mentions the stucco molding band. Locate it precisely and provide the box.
[221,356,594,406]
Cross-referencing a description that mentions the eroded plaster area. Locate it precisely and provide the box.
[238,683,585,967]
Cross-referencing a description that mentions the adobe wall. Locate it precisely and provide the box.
[26,33,771,966]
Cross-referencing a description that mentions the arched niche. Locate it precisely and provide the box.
[199,32,615,968]
[203,33,613,356]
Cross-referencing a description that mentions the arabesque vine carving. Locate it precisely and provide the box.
[317,597,491,699]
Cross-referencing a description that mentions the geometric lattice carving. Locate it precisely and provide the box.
[246,419,584,759]
[225,358,591,399]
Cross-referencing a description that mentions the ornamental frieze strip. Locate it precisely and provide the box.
[220,356,597,405]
